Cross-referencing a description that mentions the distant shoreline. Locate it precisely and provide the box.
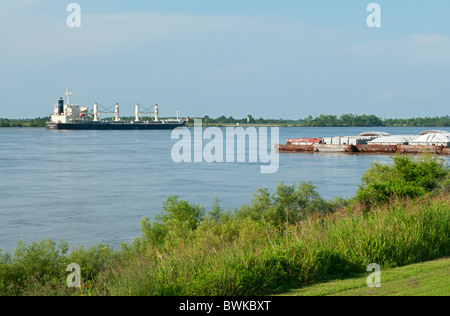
[1,114,449,128]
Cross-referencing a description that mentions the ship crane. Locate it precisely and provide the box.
[93,103,120,121]
[135,103,159,122]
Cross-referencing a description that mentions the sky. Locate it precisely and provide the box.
[0,0,449,119]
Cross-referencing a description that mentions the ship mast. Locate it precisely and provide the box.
[65,88,72,106]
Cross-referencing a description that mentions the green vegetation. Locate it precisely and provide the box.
[281,257,450,296]
[356,153,449,208]
[0,117,49,127]
[0,241,116,296]
[188,114,450,127]
[0,154,449,296]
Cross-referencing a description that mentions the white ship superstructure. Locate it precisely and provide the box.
[50,89,88,124]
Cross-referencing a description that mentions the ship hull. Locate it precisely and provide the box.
[46,121,185,130]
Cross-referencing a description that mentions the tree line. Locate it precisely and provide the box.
[0,117,50,127]
[198,114,450,127]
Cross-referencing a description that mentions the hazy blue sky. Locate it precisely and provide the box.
[0,0,449,119]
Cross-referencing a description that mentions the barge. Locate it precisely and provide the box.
[46,90,186,130]
[276,131,450,155]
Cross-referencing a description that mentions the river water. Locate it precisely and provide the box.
[1,126,448,253]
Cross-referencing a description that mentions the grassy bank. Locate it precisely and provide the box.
[0,154,449,296]
[93,194,448,296]
[281,257,450,296]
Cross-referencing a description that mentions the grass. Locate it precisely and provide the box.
[280,257,450,296]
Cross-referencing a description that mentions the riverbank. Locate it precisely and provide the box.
[1,191,448,296]
[0,154,448,296]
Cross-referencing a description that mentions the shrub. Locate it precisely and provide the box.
[0,240,116,296]
[236,181,329,227]
[0,239,69,296]
[138,196,205,249]
[355,154,449,208]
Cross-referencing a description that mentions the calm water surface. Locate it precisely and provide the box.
[1,126,449,253]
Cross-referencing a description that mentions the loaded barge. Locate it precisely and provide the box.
[46,90,185,130]
[276,131,450,155]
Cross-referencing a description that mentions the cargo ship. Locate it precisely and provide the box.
[46,90,186,130]
[276,131,450,155]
